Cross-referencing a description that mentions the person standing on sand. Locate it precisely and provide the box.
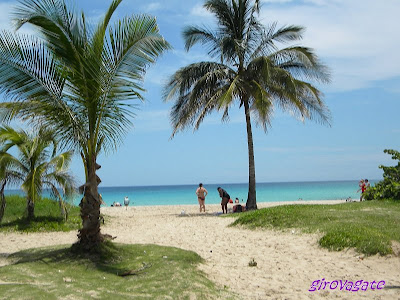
[357,179,365,201]
[196,183,208,212]
[217,187,230,214]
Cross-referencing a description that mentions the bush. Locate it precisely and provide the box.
[364,149,400,201]
[0,195,80,232]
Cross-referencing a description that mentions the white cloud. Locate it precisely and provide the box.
[144,50,211,87]
[171,49,210,65]
[143,2,162,12]
[259,146,361,153]
[190,3,212,18]
[263,0,293,3]
[303,0,330,5]
[259,0,400,91]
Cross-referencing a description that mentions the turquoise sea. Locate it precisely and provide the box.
[5,180,376,206]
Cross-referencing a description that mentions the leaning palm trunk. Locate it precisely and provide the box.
[58,199,68,221]
[26,197,34,220]
[0,180,6,222]
[244,99,257,210]
[77,156,103,249]
[50,185,68,221]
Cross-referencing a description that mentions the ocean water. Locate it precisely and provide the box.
[5,180,374,207]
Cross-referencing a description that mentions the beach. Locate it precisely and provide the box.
[1,200,399,299]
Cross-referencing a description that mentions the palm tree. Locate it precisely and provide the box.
[0,0,170,249]
[0,126,75,221]
[163,0,330,210]
[0,161,23,223]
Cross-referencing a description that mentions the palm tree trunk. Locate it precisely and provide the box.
[59,198,68,221]
[26,197,35,220]
[0,180,6,223]
[77,154,103,250]
[243,99,257,210]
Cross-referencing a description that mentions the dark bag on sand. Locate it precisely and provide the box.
[233,205,242,213]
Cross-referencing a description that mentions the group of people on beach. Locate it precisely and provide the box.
[195,183,245,214]
[110,196,130,208]
[357,179,370,201]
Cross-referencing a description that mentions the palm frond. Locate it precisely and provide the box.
[44,171,76,197]
[0,151,27,179]
[103,14,170,101]
[13,0,88,78]
[47,150,74,170]
[183,26,219,53]
[0,31,63,103]
[247,23,303,62]
[164,61,236,136]
[96,13,170,152]
[248,80,273,131]
[270,46,331,83]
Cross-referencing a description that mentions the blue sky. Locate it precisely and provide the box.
[0,0,399,187]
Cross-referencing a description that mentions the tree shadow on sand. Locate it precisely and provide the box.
[0,216,64,230]
[176,212,222,218]
[3,242,139,276]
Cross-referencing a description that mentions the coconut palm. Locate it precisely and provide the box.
[0,162,23,223]
[0,126,75,221]
[163,0,330,210]
[0,0,169,248]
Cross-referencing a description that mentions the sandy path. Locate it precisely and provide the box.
[1,200,399,299]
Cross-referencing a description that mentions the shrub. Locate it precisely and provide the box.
[364,149,400,201]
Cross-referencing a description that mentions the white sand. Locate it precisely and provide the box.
[1,200,399,299]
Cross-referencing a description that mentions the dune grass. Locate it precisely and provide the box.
[230,200,400,256]
[0,242,231,300]
[0,195,81,232]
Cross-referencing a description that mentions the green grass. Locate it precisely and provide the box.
[0,242,232,300]
[0,195,81,232]
[230,200,400,256]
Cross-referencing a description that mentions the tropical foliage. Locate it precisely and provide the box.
[164,0,330,209]
[0,195,81,232]
[0,126,75,221]
[364,149,400,201]
[0,0,169,249]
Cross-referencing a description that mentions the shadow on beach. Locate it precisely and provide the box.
[175,212,225,218]
[384,285,400,290]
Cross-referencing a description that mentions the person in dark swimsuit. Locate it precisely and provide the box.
[196,183,208,212]
[217,187,230,214]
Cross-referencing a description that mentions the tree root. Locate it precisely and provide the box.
[117,262,152,277]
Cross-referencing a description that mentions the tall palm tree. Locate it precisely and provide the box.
[0,126,75,221]
[0,0,169,249]
[163,0,330,210]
